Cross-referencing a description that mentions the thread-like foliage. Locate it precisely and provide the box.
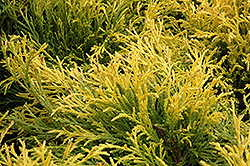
[0,0,250,166]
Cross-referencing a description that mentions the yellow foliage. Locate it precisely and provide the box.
[1,0,250,165]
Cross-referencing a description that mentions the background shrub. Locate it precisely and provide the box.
[181,0,250,115]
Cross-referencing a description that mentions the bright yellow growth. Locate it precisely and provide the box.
[0,0,250,165]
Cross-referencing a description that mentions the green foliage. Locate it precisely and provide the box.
[1,0,250,166]
[1,0,144,65]
[201,99,250,166]
[0,19,230,166]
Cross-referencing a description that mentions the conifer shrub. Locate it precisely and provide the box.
[200,98,250,166]
[1,0,187,65]
[0,0,180,117]
[0,0,250,166]
[1,0,146,65]
[181,0,250,115]
[0,0,29,123]
[0,16,231,166]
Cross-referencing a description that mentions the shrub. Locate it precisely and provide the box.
[0,16,231,165]
[181,0,250,114]
[1,0,250,165]
[201,98,250,166]
[1,0,145,65]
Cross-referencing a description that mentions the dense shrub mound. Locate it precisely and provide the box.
[0,0,250,165]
